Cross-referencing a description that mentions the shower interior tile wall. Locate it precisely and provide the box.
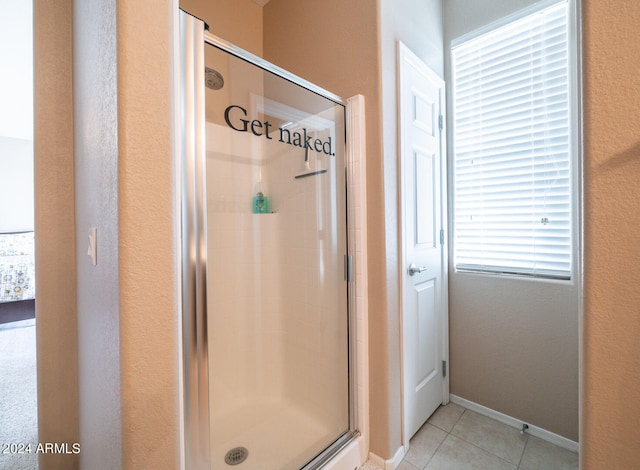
[205,116,346,432]
[348,132,368,437]
[270,135,348,431]
[206,119,280,408]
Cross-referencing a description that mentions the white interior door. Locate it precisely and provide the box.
[398,41,448,442]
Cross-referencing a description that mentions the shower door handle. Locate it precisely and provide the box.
[408,264,428,276]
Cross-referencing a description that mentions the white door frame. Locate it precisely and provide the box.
[397,41,450,450]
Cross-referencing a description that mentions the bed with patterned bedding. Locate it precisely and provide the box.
[0,232,35,303]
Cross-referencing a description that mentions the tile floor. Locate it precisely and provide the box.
[398,403,578,470]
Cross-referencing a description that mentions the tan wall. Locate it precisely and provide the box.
[582,0,640,466]
[443,0,580,441]
[447,277,579,439]
[33,1,79,468]
[180,0,263,55]
[115,1,180,468]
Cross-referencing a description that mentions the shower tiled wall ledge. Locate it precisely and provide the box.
[301,94,369,470]
[346,95,369,440]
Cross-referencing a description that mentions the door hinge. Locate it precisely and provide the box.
[442,360,447,378]
[344,254,353,282]
[440,228,445,245]
[438,115,443,131]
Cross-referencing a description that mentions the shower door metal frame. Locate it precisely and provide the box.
[179,10,359,470]
[179,10,211,470]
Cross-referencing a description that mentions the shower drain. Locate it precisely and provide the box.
[224,447,249,466]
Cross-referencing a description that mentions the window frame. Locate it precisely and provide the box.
[449,0,582,283]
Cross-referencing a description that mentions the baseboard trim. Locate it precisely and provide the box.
[450,394,579,453]
[368,445,405,470]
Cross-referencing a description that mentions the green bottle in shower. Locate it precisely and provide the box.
[252,192,269,213]
[252,182,270,214]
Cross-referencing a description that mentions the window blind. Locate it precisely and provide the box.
[452,0,571,279]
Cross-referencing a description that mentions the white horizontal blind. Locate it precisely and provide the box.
[452,0,571,279]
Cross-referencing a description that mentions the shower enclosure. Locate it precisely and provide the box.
[179,11,358,470]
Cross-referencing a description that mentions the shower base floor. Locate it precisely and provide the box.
[211,399,335,470]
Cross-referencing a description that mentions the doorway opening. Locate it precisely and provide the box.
[0,1,38,469]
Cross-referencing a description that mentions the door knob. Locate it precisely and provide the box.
[408,264,428,276]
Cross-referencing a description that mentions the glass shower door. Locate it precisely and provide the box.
[203,37,350,470]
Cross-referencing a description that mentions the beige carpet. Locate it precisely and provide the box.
[0,319,38,469]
